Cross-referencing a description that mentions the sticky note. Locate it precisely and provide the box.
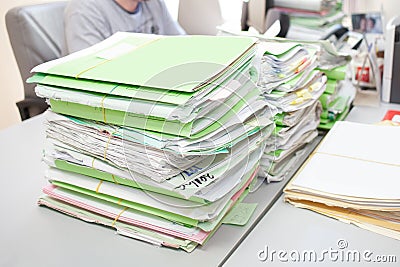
[222,203,258,226]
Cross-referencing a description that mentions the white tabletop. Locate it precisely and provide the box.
[0,114,319,267]
[224,103,400,267]
[345,102,400,124]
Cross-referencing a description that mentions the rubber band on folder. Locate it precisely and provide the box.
[75,59,110,79]
[100,94,108,123]
[95,180,103,193]
[103,133,113,160]
[100,85,118,123]
[111,174,119,185]
[112,207,128,227]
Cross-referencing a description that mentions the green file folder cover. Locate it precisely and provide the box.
[48,88,260,138]
[319,94,331,109]
[50,180,252,232]
[324,79,338,95]
[54,159,208,204]
[29,73,193,106]
[32,33,257,92]
[29,54,254,107]
[39,185,252,250]
[318,105,350,130]
[38,196,198,252]
[319,65,347,81]
[51,180,199,227]
[48,163,257,232]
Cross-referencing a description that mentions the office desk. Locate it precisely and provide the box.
[224,102,400,267]
[0,114,318,267]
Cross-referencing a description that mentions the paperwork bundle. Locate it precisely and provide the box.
[255,41,325,182]
[31,32,274,251]
[274,0,338,14]
[284,121,400,240]
[217,27,338,181]
[281,1,345,41]
[318,64,353,130]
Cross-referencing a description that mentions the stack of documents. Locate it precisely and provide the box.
[284,121,400,240]
[318,64,353,130]
[217,28,353,180]
[255,41,325,182]
[274,0,338,14]
[281,1,345,41]
[30,32,275,251]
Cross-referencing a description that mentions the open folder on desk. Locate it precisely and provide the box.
[284,121,400,240]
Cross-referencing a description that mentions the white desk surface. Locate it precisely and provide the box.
[0,114,318,267]
[345,102,400,124]
[224,102,400,267]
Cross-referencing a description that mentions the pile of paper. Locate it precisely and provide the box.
[254,41,325,182]
[276,0,355,130]
[281,0,345,41]
[274,0,338,13]
[30,32,275,252]
[284,121,400,240]
[318,64,353,130]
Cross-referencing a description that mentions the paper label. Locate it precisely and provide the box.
[222,202,258,226]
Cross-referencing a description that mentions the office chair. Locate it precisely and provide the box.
[5,2,67,121]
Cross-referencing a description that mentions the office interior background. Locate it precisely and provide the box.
[0,0,397,130]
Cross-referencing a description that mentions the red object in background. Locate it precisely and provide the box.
[382,110,400,121]
[355,66,370,83]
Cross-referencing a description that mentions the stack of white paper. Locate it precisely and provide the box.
[284,121,400,240]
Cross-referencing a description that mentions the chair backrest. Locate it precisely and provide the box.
[5,2,67,119]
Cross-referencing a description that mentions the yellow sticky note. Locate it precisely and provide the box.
[302,91,312,100]
[309,82,321,92]
[291,98,304,105]
[295,89,307,97]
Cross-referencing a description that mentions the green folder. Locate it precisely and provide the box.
[324,79,338,95]
[29,53,254,107]
[29,72,193,106]
[48,87,260,138]
[318,105,350,130]
[32,33,257,92]
[53,159,208,204]
[51,180,199,227]
[319,65,347,81]
[38,196,198,252]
